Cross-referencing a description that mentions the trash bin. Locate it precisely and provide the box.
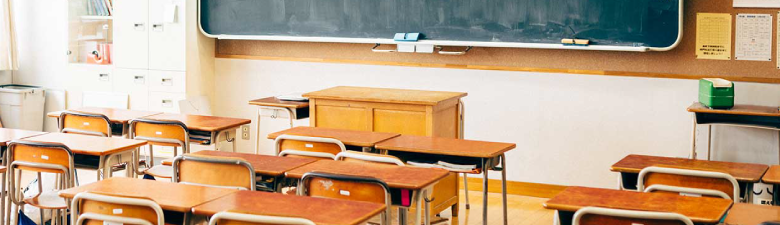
[0,85,46,131]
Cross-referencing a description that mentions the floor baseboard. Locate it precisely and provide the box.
[460,175,566,198]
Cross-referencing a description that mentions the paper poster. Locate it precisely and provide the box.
[696,13,732,60]
[734,0,780,8]
[735,14,772,61]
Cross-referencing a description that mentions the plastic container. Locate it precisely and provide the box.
[698,78,734,109]
[0,85,46,131]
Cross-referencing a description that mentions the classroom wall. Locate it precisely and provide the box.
[213,58,780,188]
[9,0,780,189]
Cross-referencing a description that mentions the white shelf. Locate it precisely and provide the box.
[81,15,113,20]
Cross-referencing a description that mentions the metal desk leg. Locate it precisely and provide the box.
[415,190,423,225]
[501,154,508,225]
[692,116,698,159]
[255,108,262,154]
[745,183,754,203]
[482,159,489,225]
[399,208,408,225]
[97,155,105,181]
[424,189,431,225]
[707,125,712,161]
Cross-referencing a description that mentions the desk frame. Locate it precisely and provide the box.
[254,106,306,154]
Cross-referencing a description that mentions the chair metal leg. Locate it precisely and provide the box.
[501,154,508,225]
[463,173,470,209]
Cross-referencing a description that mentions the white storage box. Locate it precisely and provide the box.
[0,85,46,131]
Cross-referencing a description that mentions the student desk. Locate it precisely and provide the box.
[142,113,251,151]
[248,97,310,154]
[375,135,516,225]
[611,154,768,202]
[763,165,780,205]
[22,132,147,180]
[47,107,163,136]
[161,150,316,192]
[687,102,780,160]
[60,177,237,225]
[267,126,400,151]
[285,160,449,225]
[723,203,780,225]
[544,186,733,225]
[0,128,46,146]
[192,190,385,225]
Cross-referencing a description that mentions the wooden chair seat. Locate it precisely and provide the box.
[145,165,174,179]
[25,191,68,209]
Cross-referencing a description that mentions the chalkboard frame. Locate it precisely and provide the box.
[198,0,683,52]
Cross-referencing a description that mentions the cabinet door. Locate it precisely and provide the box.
[373,109,427,135]
[113,0,149,69]
[113,69,150,110]
[148,0,185,71]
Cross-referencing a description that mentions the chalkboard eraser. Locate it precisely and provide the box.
[394,33,420,42]
[562,38,590,46]
[574,39,590,46]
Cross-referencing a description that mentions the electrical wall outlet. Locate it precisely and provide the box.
[241,125,250,140]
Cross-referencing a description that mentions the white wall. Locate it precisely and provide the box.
[213,58,780,188]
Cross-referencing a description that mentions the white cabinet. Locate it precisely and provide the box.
[113,69,150,110]
[66,0,213,112]
[113,0,149,69]
[148,0,186,71]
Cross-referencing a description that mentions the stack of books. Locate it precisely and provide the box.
[86,0,113,16]
[407,161,478,173]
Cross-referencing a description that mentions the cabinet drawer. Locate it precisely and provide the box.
[148,70,185,93]
[72,65,113,92]
[113,69,150,110]
[149,91,186,113]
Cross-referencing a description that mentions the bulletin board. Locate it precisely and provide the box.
[215,0,780,83]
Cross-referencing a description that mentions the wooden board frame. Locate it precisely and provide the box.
[215,0,780,83]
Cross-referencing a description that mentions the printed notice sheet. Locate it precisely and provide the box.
[696,13,732,60]
[735,14,772,61]
[734,0,780,8]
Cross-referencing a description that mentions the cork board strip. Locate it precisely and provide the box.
[215,0,780,84]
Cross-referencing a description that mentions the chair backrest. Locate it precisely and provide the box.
[208,211,315,225]
[173,154,256,190]
[299,172,391,224]
[59,111,112,137]
[274,135,346,160]
[129,118,189,151]
[7,140,74,174]
[644,184,732,200]
[573,207,694,225]
[335,151,405,166]
[71,192,164,225]
[637,166,740,202]
[7,140,76,205]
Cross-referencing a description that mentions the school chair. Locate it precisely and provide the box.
[129,118,190,180]
[637,166,740,202]
[299,172,391,225]
[209,211,315,225]
[7,141,76,225]
[572,207,694,225]
[334,151,405,166]
[58,111,112,137]
[274,135,346,160]
[172,154,256,190]
[643,184,732,200]
[71,192,164,225]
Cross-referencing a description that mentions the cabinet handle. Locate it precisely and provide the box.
[98,74,109,81]
[66,50,72,56]
[134,23,145,31]
[161,78,173,86]
[152,24,163,32]
[134,75,145,84]
[161,99,173,108]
